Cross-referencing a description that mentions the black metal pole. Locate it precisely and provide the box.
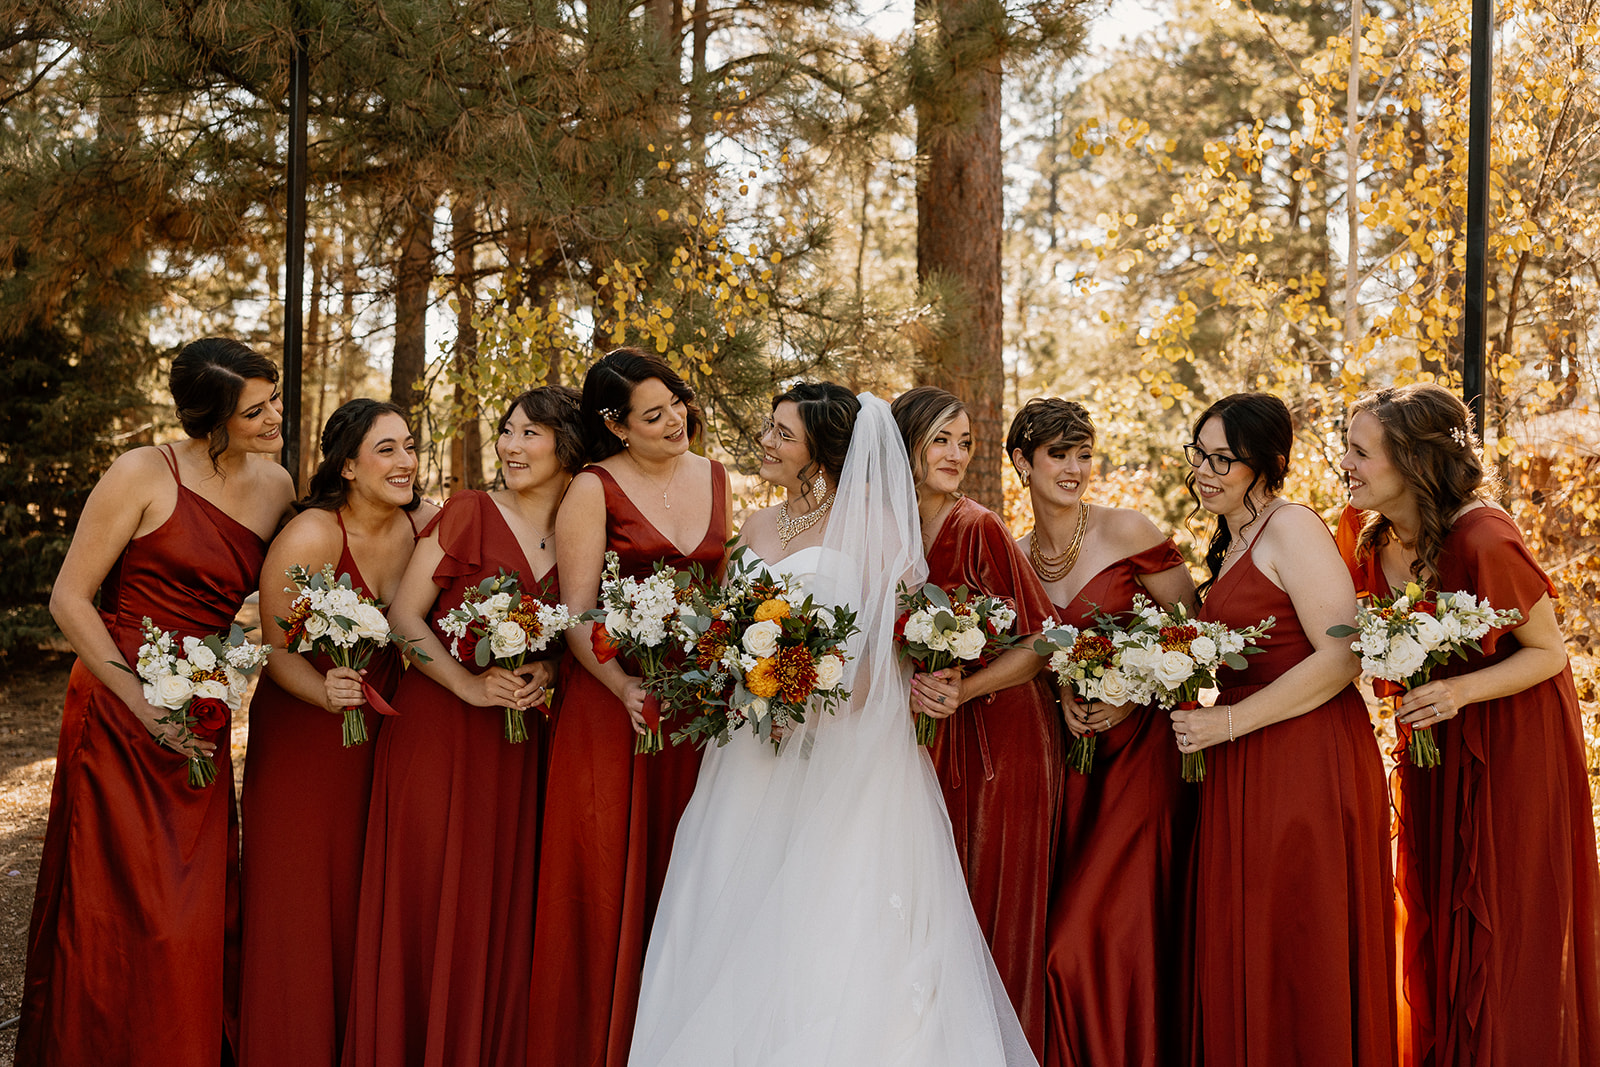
[282,22,309,483]
[1462,0,1492,434]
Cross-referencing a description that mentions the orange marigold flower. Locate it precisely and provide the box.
[746,656,781,699]
[753,598,791,623]
[775,646,818,703]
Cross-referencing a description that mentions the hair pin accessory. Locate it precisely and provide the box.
[1450,425,1469,448]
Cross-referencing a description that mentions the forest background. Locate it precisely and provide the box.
[1,0,1597,743]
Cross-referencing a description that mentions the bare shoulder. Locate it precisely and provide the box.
[268,507,343,561]
[411,500,442,528]
[102,445,173,490]
[1256,502,1340,564]
[1098,504,1167,551]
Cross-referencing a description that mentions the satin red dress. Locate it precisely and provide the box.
[1339,505,1600,1067]
[16,446,264,1067]
[527,463,726,1067]
[1191,503,1396,1066]
[923,494,1064,1058]
[237,510,415,1066]
[1044,540,1197,1067]
[342,491,554,1067]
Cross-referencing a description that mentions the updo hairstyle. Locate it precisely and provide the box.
[169,337,280,466]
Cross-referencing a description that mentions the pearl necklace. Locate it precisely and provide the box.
[1030,503,1089,582]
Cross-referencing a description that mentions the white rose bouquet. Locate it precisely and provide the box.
[1035,609,1159,774]
[1327,580,1522,768]
[122,618,270,787]
[438,570,574,743]
[1116,596,1274,782]
[276,563,430,746]
[670,547,859,750]
[894,583,1023,746]
[583,552,698,754]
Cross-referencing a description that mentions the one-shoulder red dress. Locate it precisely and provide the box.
[1044,539,1198,1067]
[1190,504,1396,1066]
[527,463,726,1067]
[1339,505,1600,1067]
[16,445,265,1067]
[342,490,554,1067]
[922,494,1064,1058]
[238,509,416,1066]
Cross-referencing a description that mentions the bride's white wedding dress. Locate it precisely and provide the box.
[629,395,1036,1067]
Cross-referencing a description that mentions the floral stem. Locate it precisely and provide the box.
[342,706,369,747]
[914,712,940,747]
[505,706,529,744]
[1067,733,1096,774]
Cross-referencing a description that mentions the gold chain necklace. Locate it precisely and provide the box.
[777,482,834,548]
[1030,503,1089,582]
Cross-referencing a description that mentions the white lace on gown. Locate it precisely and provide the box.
[629,395,1037,1067]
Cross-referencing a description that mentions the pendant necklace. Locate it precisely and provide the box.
[1031,503,1089,582]
[630,451,682,509]
[777,474,834,549]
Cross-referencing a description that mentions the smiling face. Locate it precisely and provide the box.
[758,400,813,495]
[498,408,566,492]
[1187,415,1260,519]
[1018,434,1093,510]
[608,377,690,461]
[1340,410,1413,517]
[343,412,417,507]
[919,410,973,497]
[227,378,284,455]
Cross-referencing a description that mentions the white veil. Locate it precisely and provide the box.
[631,394,1036,1067]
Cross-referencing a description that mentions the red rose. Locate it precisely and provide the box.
[190,697,229,736]
[458,629,481,663]
[1415,600,1437,616]
[591,623,620,664]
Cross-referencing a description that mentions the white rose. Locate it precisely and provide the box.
[743,620,782,658]
[604,609,630,637]
[350,603,391,643]
[226,668,250,704]
[302,612,331,640]
[949,626,988,661]
[902,612,935,646]
[185,641,218,672]
[1153,650,1196,688]
[489,620,528,659]
[814,654,845,691]
[1097,669,1131,705]
[745,696,771,722]
[1386,634,1427,679]
[1410,613,1447,652]
[1188,635,1218,663]
[484,592,513,615]
[149,674,195,710]
[192,679,230,703]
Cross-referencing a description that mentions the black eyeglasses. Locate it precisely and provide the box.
[1183,443,1236,476]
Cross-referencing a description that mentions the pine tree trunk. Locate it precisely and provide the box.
[451,195,483,493]
[391,188,436,419]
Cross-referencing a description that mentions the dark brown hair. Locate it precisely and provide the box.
[891,386,967,488]
[1005,398,1096,468]
[771,381,860,499]
[297,398,420,513]
[579,348,703,462]
[169,337,280,467]
[499,385,586,475]
[1187,392,1291,595]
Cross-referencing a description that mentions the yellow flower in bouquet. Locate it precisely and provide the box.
[753,598,792,623]
[746,657,782,699]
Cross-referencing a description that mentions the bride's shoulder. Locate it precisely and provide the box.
[736,504,782,556]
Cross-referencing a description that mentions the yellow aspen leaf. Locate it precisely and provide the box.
[657,209,669,221]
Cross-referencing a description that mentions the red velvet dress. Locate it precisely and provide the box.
[1190,504,1396,1066]
[16,446,264,1067]
[1339,505,1600,1067]
[1044,540,1198,1067]
[923,494,1065,1058]
[341,491,554,1067]
[237,510,415,1066]
[527,463,726,1067]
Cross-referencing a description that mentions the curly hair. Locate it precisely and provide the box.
[169,338,280,468]
[579,347,704,463]
[1348,382,1488,585]
[1005,397,1096,469]
[1186,392,1292,595]
[296,398,420,514]
[770,381,860,504]
[890,386,967,488]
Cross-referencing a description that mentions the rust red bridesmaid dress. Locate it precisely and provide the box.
[1044,539,1197,1067]
[1190,503,1396,1066]
[527,463,726,1067]
[237,511,415,1066]
[341,490,554,1067]
[1340,505,1600,1067]
[16,445,264,1067]
[922,494,1065,1058]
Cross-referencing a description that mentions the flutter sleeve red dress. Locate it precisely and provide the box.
[922,494,1065,1058]
[1342,504,1600,1067]
[527,462,727,1067]
[341,490,554,1067]
[1043,539,1198,1067]
[16,445,265,1067]
[1191,503,1396,1067]
[237,510,415,1067]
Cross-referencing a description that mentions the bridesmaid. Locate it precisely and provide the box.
[341,386,577,1067]
[1338,382,1599,1067]
[1171,392,1395,1066]
[239,399,437,1066]
[528,348,732,1067]
[891,385,1062,1058]
[1008,398,1198,1067]
[17,338,294,1066]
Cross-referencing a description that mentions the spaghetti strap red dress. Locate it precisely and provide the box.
[237,510,416,1066]
[341,490,554,1067]
[16,445,265,1067]
[1339,505,1600,1067]
[1044,539,1197,1067]
[922,494,1064,1058]
[527,462,726,1067]
[1191,504,1396,1067]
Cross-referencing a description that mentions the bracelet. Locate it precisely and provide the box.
[1226,704,1235,742]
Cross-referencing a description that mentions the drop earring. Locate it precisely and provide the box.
[1019,468,1031,487]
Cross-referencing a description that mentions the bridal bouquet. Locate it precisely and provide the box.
[586,552,697,753]
[1035,611,1159,774]
[895,583,1022,746]
[125,618,270,787]
[439,570,574,743]
[671,548,859,749]
[1115,596,1274,783]
[1327,581,1522,768]
[276,563,428,746]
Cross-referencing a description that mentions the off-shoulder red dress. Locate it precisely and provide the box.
[1044,539,1197,1067]
[341,491,554,1067]
[1191,504,1396,1066]
[237,510,415,1066]
[922,494,1064,1057]
[16,445,264,1067]
[1340,505,1600,1067]
[527,463,726,1067]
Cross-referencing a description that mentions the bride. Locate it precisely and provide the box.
[629,384,1037,1066]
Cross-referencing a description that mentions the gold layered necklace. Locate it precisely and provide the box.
[1030,503,1089,582]
[777,476,833,549]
